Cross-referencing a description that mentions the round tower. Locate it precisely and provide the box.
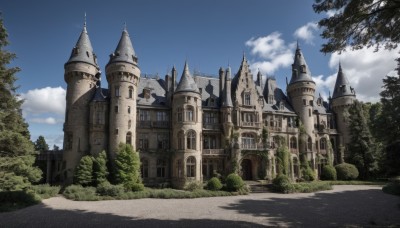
[171,62,202,188]
[331,63,356,156]
[106,28,140,159]
[287,45,316,155]
[63,22,100,182]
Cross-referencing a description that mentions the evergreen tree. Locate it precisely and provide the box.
[93,151,109,185]
[73,156,93,186]
[0,15,42,191]
[34,136,49,153]
[348,100,377,179]
[33,135,49,183]
[114,143,141,185]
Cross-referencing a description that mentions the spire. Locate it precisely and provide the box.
[107,27,137,65]
[288,44,314,84]
[65,17,98,68]
[332,63,355,99]
[257,69,262,85]
[222,66,233,107]
[175,61,200,93]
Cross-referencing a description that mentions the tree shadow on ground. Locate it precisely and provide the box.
[221,189,400,227]
[0,203,264,228]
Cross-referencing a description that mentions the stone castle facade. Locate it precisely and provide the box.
[62,24,356,187]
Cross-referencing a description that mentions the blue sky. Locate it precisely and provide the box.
[2,0,399,147]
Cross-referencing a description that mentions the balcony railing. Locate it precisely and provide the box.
[286,127,298,133]
[241,143,267,150]
[202,149,226,155]
[268,126,282,132]
[152,121,170,128]
[138,121,152,128]
[203,123,221,130]
[241,122,262,128]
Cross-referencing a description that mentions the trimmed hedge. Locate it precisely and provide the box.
[272,174,294,193]
[225,173,245,192]
[335,163,359,180]
[321,165,337,180]
[207,177,223,191]
[96,182,125,197]
[302,167,316,181]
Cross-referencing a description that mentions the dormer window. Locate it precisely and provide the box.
[301,65,306,73]
[244,93,251,105]
[86,51,90,58]
[143,88,151,99]
[209,98,215,106]
[279,101,285,110]
[268,95,274,104]
[317,98,322,106]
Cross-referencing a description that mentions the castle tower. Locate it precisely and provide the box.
[331,62,356,156]
[63,21,100,182]
[221,66,233,139]
[106,27,140,159]
[171,62,202,188]
[287,45,316,156]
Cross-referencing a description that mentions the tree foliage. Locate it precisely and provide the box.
[313,0,400,53]
[93,151,109,186]
[114,143,142,185]
[0,15,42,191]
[276,137,290,176]
[73,156,93,186]
[34,136,49,153]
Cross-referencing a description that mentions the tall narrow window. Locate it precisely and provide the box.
[115,86,120,97]
[178,131,184,149]
[115,106,119,113]
[290,137,297,149]
[244,93,251,105]
[186,156,196,177]
[157,159,166,178]
[177,108,183,122]
[128,106,131,114]
[187,130,196,150]
[128,86,133,98]
[126,132,132,145]
[307,137,312,151]
[186,106,194,122]
[320,138,327,150]
[138,134,149,149]
[141,159,149,178]
[128,120,131,129]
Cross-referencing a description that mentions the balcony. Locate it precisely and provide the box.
[241,122,262,128]
[268,126,282,132]
[202,149,226,155]
[203,123,221,130]
[152,121,170,128]
[240,143,267,150]
[138,121,152,128]
[286,127,298,133]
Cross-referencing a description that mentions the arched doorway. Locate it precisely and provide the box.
[241,159,252,180]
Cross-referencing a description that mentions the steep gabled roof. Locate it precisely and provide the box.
[107,28,137,65]
[175,61,200,94]
[289,44,314,85]
[332,63,356,99]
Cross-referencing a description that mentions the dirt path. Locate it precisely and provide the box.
[1,185,399,227]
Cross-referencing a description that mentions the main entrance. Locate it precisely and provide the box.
[241,159,252,180]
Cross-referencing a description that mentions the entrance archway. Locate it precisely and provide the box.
[241,159,252,180]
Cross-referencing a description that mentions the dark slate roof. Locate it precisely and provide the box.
[65,25,99,68]
[332,63,356,99]
[175,62,200,94]
[194,75,220,107]
[92,85,107,102]
[107,29,137,65]
[263,77,295,113]
[221,67,233,107]
[289,45,314,84]
[137,77,167,107]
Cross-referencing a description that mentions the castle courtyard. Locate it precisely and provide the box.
[1,185,399,227]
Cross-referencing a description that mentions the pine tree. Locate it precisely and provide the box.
[114,143,141,185]
[0,15,42,191]
[34,136,49,153]
[73,156,93,186]
[33,135,49,183]
[93,151,109,186]
[348,100,377,179]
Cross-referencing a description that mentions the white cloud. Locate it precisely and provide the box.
[30,117,60,125]
[21,86,66,116]
[293,22,319,45]
[245,32,295,75]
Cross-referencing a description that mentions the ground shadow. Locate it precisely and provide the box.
[221,189,400,227]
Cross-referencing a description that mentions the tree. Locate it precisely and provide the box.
[73,156,93,186]
[34,136,49,153]
[313,0,400,53]
[52,145,60,151]
[275,136,290,176]
[93,151,109,186]
[114,143,141,185]
[0,15,42,191]
[33,136,49,183]
[347,100,378,179]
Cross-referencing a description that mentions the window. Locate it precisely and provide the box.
[202,159,214,178]
[138,134,149,149]
[157,159,166,178]
[128,86,133,99]
[126,132,132,145]
[186,156,196,177]
[139,110,150,121]
[95,111,101,124]
[156,111,168,121]
[320,138,327,150]
[177,159,182,178]
[309,100,314,106]
[141,159,149,178]
[268,95,274,104]
[128,106,131,114]
[128,120,131,129]
[303,99,307,106]
[242,133,255,149]
[307,137,312,151]
[288,117,295,128]
[203,135,217,149]
[178,131,184,150]
[209,98,215,106]
[115,106,119,113]
[157,133,169,149]
[187,130,196,150]
[244,93,251,105]
[204,112,218,124]
[301,64,306,73]
[115,128,119,135]
[186,106,194,122]
[115,86,120,97]
[290,137,297,149]
[309,109,311,117]
[177,108,183,122]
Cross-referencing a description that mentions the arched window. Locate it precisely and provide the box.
[157,159,166,178]
[141,158,149,178]
[307,137,312,151]
[186,106,194,122]
[320,138,327,150]
[177,108,183,122]
[126,132,132,145]
[128,86,133,99]
[187,130,196,150]
[186,156,196,177]
[290,137,297,149]
[178,131,184,150]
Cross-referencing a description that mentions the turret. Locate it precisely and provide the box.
[63,21,100,182]
[221,66,233,138]
[287,44,316,154]
[171,62,202,188]
[106,27,140,159]
[331,62,356,155]
[219,67,225,99]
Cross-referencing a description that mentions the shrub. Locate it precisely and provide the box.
[184,181,203,191]
[93,151,109,186]
[320,165,337,180]
[74,156,94,186]
[302,166,316,181]
[30,184,60,199]
[272,174,294,193]
[124,181,145,192]
[225,173,245,192]
[63,185,98,201]
[96,182,125,196]
[207,177,223,191]
[0,190,41,212]
[293,182,332,193]
[114,143,141,185]
[335,163,359,180]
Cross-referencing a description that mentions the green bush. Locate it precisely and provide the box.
[225,173,245,192]
[0,190,41,212]
[96,182,125,196]
[63,185,98,201]
[184,181,203,191]
[124,181,145,192]
[207,177,223,191]
[74,156,94,186]
[301,166,316,181]
[335,163,359,180]
[382,177,400,196]
[272,174,294,193]
[30,184,60,199]
[293,182,332,193]
[320,165,337,180]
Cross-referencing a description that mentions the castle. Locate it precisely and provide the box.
[62,23,356,187]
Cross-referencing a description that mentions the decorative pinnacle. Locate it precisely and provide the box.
[84,12,87,27]
[123,22,127,31]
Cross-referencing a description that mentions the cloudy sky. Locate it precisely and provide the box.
[2,0,398,147]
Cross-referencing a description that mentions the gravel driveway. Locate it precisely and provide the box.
[1,185,399,227]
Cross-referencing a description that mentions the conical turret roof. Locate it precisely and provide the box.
[332,63,355,99]
[107,28,137,65]
[65,23,98,68]
[289,44,314,84]
[175,61,200,94]
[222,66,233,107]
